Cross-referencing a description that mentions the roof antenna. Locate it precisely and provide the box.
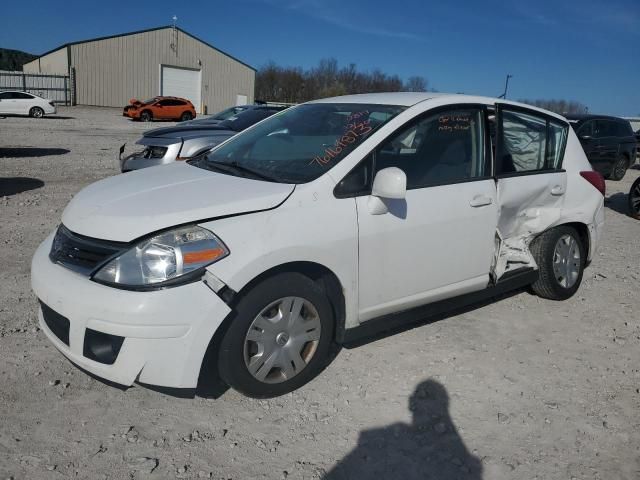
[170,15,178,53]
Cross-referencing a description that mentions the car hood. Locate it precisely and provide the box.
[141,125,236,142]
[62,162,294,242]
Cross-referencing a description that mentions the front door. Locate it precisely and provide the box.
[0,92,18,114]
[356,106,498,321]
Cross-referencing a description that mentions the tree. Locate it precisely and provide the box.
[255,58,430,103]
[517,99,588,115]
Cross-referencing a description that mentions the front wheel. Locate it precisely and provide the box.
[530,226,585,300]
[140,110,152,122]
[217,272,335,398]
[629,177,640,220]
[29,107,44,118]
[608,156,628,181]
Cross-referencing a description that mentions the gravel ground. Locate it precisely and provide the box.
[1,107,639,480]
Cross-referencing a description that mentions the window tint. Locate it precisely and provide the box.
[13,92,34,99]
[615,121,633,137]
[593,120,612,138]
[576,120,593,137]
[0,92,11,99]
[335,155,374,197]
[374,108,486,189]
[498,109,568,174]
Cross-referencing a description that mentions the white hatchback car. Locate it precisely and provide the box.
[0,90,57,117]
[31,93,605,398]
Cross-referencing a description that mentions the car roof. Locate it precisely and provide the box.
[308,92,568,121]
[564,113,628,122]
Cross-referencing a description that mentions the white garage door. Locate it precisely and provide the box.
[161,65,201,113]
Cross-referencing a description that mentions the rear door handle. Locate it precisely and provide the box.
[550,185,565,196]
[469,195,493,207]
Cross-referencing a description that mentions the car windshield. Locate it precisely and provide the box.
[216,109,280,132]
[193,103,405,183]
[214,106,248,120]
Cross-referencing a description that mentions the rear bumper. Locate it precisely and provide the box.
[31,233,232,388]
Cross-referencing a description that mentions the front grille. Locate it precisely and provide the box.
[49,225,126,275]
[40,301,70,346]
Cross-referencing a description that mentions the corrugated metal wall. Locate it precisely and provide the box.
[68,28,255,113]
[22,47,68,75]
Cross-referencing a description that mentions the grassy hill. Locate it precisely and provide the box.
[0,48,37,71]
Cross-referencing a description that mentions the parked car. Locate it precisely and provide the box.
[0,90,56,117]
[119,106,287,171]
[566,114,637,180]
[31,92,605,398]
[629,176,640,220]
[625,117,640,163]
[124,96,196,122]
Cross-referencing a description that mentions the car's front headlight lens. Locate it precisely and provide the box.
[92,225,228,288]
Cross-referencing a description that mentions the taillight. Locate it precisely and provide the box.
[580,171,605,196]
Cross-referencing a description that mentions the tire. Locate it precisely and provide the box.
[29,107,44,118]
[530,226,585,300]
[629,176,640,220]
[180,111,193,122]
[608,155,628,181]
[217,272,335,398]
[140,110,152,122]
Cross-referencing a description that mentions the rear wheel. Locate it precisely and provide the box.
[140,110,152,122]
[530,226,585,300]
[629,177,640,220]
[608,155,628,181]
[180,111,193,122]
[217,272,335,398]
[29,107,44,118]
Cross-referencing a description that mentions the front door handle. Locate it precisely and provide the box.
[550,185,565,196]
[469,195,493,207]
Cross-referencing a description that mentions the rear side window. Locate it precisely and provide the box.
[497,108,568,174]
[374,107,487,189]
[13,92,34,99]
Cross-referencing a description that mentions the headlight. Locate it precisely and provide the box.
[92,225,228,289]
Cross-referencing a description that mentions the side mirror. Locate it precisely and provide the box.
[368,167,407,215]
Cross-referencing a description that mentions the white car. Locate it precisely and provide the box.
[31,93,605,398]
[0,90,57,117]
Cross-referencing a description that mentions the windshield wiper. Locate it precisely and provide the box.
[205,160,278,182]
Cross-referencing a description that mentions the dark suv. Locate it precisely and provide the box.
[566,114,637,180]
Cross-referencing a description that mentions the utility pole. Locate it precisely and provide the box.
[498,74,513,99]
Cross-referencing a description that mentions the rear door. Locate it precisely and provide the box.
[495,104,569,274]
[13,92,36,115]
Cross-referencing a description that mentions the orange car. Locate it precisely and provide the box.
[124,96,196,122]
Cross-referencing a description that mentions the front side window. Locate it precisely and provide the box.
[498,108,568,174]
[195,103,405,183]
[593,120,611,138]
[372,108,486,189]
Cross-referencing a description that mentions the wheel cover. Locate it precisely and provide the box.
[630,181,640,215]
[243,296,321,384]
[33,108,43,117]
[552,234,581,288]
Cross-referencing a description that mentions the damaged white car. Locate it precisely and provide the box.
[31,93,605,398]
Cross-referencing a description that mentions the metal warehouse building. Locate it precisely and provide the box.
[23,26,255,113]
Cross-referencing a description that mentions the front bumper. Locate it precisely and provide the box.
[31,233,232,388]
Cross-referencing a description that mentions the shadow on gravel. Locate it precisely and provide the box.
[605,192,630,216]
[324,379,482,479]
[0,177,44,196]
[344,289,524,349]
[0,147,70,158]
